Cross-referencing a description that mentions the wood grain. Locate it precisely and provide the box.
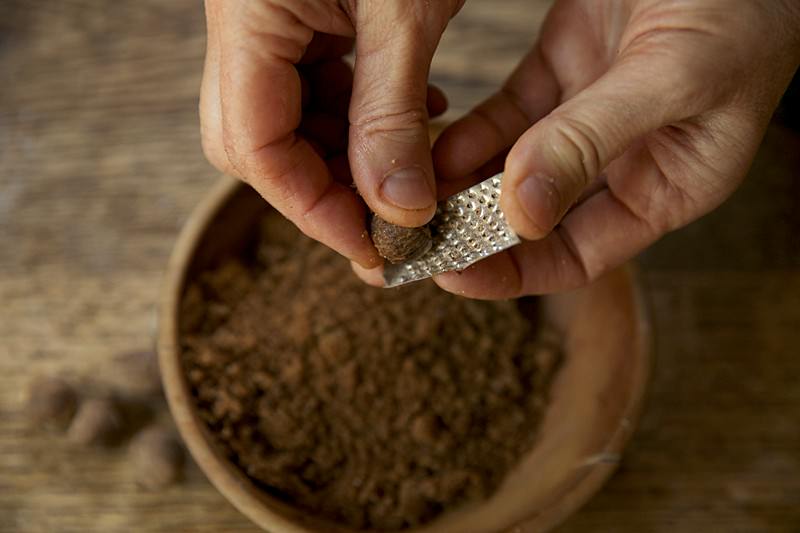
[1,1,799,532]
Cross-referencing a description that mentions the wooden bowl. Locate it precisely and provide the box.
[158,177,652,533]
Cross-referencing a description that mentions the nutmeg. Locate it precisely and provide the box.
[67,397,124,447]
[129,425,185,490]
[25,375,78,431]
[370,215,432,263]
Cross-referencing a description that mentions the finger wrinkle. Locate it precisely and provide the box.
[606,183,666,237]
[236,30,311,65]
[555,225,592,287]
[299,176,344,224]
[286,0,354,35]
[352,106,429,145]
[545,112,605,188]
[498,85,538,129]
[610,142,692,235]
[236,134,317,209]
[471,104,515,151]
[533,42,564,103]
[503,248,525,297]
[224,2,313,64]
[223,125,289,174]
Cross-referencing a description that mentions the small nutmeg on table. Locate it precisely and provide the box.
[370,215,432,264]
[25,375,78,431]
[22,361,190,492]
[67,397,125,447]
[129,425,185,490]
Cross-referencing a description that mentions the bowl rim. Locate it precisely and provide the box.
[158,177,653,533]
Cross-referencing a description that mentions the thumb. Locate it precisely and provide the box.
[348,1,454,227]
[501,54,710,240]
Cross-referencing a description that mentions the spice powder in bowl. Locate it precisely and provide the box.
[179,213,562,531]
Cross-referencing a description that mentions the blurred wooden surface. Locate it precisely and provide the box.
[1,1,799,532]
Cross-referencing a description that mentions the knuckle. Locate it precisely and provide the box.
[228,2,313,63]
[555,226,593,289]
[220,134,248,178]
[545,113,604,187]
[201,131,237,176]
[353,102,428,145]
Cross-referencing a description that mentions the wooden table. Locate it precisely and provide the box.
[2,1,799,531]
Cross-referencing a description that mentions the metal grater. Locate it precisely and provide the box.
[383,173,520,288]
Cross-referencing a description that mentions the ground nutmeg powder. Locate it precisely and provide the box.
[180,213,562,530]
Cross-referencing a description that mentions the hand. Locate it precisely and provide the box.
[428,0,800,298]
[200,0,463,269]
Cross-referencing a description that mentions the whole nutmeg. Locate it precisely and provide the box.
[25,375,78,431]
[129,426,185,490]
[370,215,432,264]
[67,397,124,447]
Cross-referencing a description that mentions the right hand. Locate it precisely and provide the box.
[200,0,463,269]
[428,0,800,299]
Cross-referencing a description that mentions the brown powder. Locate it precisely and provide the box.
[180,213,561,530]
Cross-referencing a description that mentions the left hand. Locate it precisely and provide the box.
[200,0,463,270]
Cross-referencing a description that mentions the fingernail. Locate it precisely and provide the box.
[351,261,385,287]
[380,166,434,211]
[516,174,561,234]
